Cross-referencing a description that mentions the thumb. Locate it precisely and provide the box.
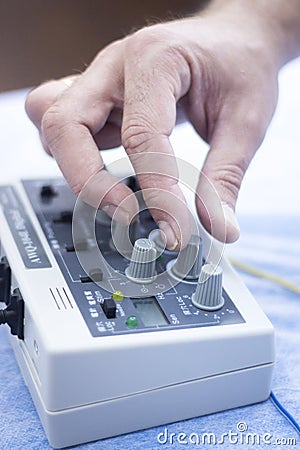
[196,114,266,243]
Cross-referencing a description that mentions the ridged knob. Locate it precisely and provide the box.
[125,238,157,283]
[172,235,203,280]
[192,264,224,311]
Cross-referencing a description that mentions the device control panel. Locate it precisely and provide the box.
[0,178,245,337]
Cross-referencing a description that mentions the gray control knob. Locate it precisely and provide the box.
[192,264,224,311]
[172,235,203,280]
[125,238,157,283]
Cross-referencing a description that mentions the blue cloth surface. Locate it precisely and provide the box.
[0,214,299,450]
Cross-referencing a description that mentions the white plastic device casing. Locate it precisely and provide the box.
[0,180,275,449]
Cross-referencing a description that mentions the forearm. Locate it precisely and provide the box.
[203,0,300,66]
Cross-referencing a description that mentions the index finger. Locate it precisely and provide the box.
[122,31,192,249]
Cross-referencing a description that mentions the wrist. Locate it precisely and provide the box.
[202,0,300,68]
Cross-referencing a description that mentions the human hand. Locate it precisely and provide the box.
[25,2,285,249]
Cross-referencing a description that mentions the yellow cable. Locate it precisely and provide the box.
[229,258,300,295]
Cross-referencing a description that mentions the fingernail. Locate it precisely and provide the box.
[158,221,178,250]
[102,205,130,225]
[222,204,240,242]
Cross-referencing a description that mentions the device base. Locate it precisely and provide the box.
[11,335,273,449]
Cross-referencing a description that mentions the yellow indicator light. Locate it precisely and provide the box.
[112,290,124,301]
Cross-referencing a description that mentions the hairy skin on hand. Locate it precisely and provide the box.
[25,0,300,248]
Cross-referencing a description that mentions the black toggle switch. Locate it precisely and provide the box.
[89,268,103,282]
[40,185,57,198]
[101,298,117,319]
[53,210,73,224]
[80,275,92,283]
[65,240,88,252]
[65,244,75,252]
[80,268,103,283]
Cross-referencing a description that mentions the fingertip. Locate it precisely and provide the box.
[141,187,192,252]
[157,220,179,251]
[196,195,240,243]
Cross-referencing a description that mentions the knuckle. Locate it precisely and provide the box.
[125,26,190,98]
[212,162,245,202]
[68,179,85,197]
[93,39,123,67]
[126,25,183,65]
[41,106,62,136]
[127,26,163,51]
[143,189,166,214]
[122,119,155,153]
[41,105,76,148]
[141,185,167,211]
[42,105,63,133]
[140,173,177,190]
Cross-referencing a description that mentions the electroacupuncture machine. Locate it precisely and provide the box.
[0,175,274,448]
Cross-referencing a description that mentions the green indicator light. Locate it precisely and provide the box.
[156,254,162,261]
[126,316,138,328]
[112,290,124,301]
